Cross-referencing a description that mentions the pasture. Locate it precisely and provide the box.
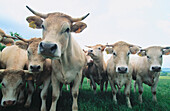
[0,76,169,111]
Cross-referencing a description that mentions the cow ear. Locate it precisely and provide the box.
[105,48,113,54]
[71,22,87,33]
[15,41,29,50]
[101,45,106,51]
[162,49,170,55]
[24,70,34,80]
[0,69,5,82]
[137,49,146,57]
[130,46,140,54]
[26,16,43,29]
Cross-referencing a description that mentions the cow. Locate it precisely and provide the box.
[132,46,170,103]
[106,41,140,108]
[0,44,28,107]
[15,36,52,111]
[25,6,89,111]
[81,49,93,89]
[0,28,17,46]
[82,45,108,94]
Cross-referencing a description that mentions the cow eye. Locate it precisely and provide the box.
[147,56,150,59]
[27,51,30,55]
[98,47,101,50]
[113,52,117,56]
[127,52,130,56]
[65,28,70,33]
[160,55,162,58]
[42,25,45,29]
[1,83,6,88]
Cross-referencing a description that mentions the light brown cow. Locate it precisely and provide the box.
[132,46,170,103]
[106,41,140,108]
[25,6,89,111]
[0,45,28,106]
[0,28,17,46]
[16,36,52,111]
[82,45,108,94]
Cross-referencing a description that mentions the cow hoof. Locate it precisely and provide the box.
[24,103,31,108]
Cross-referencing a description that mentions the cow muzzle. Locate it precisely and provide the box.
[151,66,161,72]
[39,42,57,58]
[30,65,41,72]
[3,100,16,107]
[117,67,128,74]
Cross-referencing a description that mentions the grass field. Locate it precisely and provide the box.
[0,76,170,111]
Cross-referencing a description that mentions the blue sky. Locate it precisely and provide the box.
[0,0,170,67]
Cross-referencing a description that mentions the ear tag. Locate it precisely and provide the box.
[106,50,109,54]
[29,21,36,29]
[6,43,12,46]
[75,28,81,33]
[138,53,142,57]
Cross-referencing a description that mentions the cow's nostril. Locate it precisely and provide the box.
[50,44,57,54]
[37,65,41,69]
[118,67,127,73]
[30,65,33,69]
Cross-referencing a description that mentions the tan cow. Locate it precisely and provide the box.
[25,6,89,111]
[132,46,170,103]
[82,44,108,94]
[0,28,17,46]
[106,41,140,108]
[0,44,28,107]
[16,36,52,111]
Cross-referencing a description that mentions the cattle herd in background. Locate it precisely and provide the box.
[0,6,169,111]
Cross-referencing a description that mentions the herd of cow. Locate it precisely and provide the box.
[0,6,169,111]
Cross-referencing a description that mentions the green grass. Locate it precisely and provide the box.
[0,77,170,111]
[58,77,170,111]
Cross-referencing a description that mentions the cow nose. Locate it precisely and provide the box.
[39,42,57,54]
[30,65,41,72]
[118,67,128,73]
[152,66,161,72]
[3,100,16,106]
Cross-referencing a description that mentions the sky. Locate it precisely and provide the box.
[0,0,170,67]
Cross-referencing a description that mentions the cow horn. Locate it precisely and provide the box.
[3,34,17,40]
[106,44,114,48]
[85,45,92,48]
[15,34,30,43]
[71,13,90,22]
[26,6,48,19]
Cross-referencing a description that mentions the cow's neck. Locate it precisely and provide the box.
[92,54,105,72]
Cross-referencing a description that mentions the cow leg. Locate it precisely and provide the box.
[151,77,159,102]
[137,80,143,104]
[41,77,50,111]
[109,77,117,104]
[71,70,82,111]
[60,83,63,96]
[24,80,35,108]
[18,84,25,104]
[124,82,132,108]
[80,75,84,89]
[100,81,104,92]
[105,80,108,92]
[118,87,121,95]
[89,75,96,94]
[50,72,60,111]
[66,85,69,90]
[134,81,136,93]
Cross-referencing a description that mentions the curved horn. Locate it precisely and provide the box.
[4,34,17,40]
[15,34,30,43]
[26,6,48,19]
[71,13,90,22]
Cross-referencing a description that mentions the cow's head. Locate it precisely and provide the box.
[26,6,89,59]
[106,41,140,74]
[83,49,93,66]
[0,69,32,107]
[138,46,170,72]
[15,36,46,73]
[86,44,106,60]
